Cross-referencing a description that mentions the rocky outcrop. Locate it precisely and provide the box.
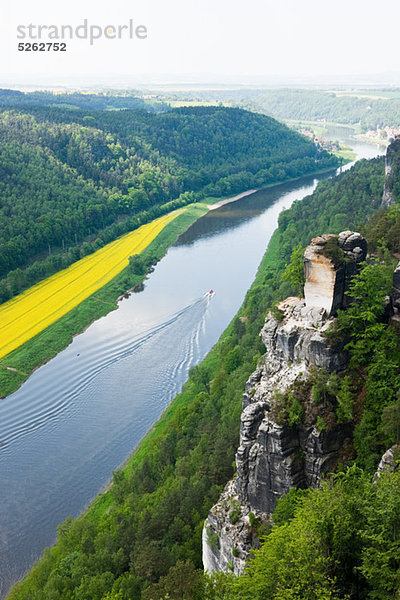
[382,136,400,206]
[202,479,261,575]
[202,300,351,574]
[202,232,364,575]
[235,300,351,515]
[257,296,347,385]
[375,445,398,478]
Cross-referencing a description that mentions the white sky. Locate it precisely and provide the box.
[1,0,400,87]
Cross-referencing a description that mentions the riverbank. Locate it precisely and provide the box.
[334,144,357,162]
[0,161,343,400]
[284,118,387,154]
[208,189,257,210]
[208,162,346,212]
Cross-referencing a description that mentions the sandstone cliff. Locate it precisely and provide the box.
[202,232,366,575]
[382,136,400,207]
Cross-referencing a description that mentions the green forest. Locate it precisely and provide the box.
[0,104,337,303]
[9,145,400,599]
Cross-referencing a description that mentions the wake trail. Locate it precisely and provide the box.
[0,295,212,452]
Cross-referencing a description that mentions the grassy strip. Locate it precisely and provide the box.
[334,145,357,162]
[0,203,209,398]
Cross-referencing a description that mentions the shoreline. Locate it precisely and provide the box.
[206,161,346,212]
[208,189,258,210]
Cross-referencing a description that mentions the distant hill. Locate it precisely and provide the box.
[0,88,166,111]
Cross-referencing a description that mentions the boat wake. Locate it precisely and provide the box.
[0,294,213,452]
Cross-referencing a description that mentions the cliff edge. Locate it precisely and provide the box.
[202,231,367,575]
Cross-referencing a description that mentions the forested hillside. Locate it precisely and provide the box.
[247,88,400,130]
[163,87,400,130]
[7,155,386,600]
[0,106,337,302]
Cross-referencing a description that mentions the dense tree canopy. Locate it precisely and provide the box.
[248,88,400,130]
[223,467,400,600]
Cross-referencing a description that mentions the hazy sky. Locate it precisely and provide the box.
[1,0,400,87]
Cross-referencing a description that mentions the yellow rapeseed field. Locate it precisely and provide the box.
[0,211,179,361]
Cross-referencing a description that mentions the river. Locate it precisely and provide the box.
[0,134,384,596]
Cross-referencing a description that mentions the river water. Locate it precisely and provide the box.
[0,135,384,596]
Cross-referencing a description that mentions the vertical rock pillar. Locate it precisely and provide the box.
[304,231,367,317]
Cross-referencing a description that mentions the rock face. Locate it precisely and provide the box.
[304,235,338,314]
[202,479,256,575]
[375,445,398,478]
[202,233,365,575]
[235,298,350,516]
[382,137,400,207]
[304,231,367,317]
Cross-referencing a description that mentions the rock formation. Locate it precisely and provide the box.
[202,232,366,575]
[382,136,400,207]
[375,445,398,479]
[304,231,367,317]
